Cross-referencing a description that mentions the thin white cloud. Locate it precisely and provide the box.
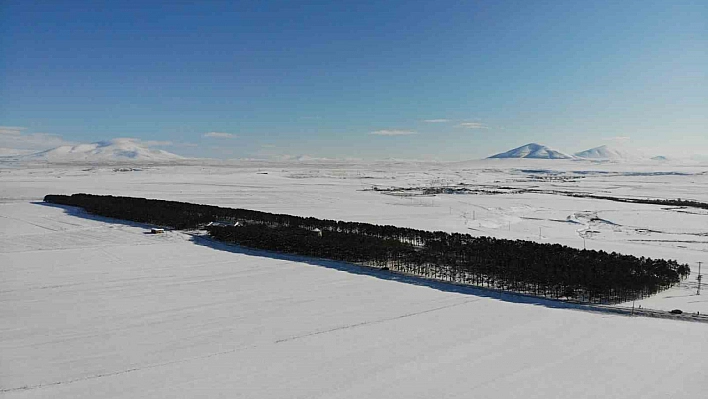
[0,126,26,135]
[369,129,417,136]
[0,128,73,151]
[423,119,450,123]
[457,122,489,129]
[130,138,199,148]
[108,137,165,147]
[171,142,199,148]
[203,132,237,139]
[135,139,198,148]
[142,140,173,147]
[603,136,631,143]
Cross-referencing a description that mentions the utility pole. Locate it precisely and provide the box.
[539,227,542,240]
[583,236,586,250]
[697,262,703,296]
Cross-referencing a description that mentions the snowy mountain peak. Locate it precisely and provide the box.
[574,145,640,161]
[24,139,184,164]
[488,143,573,159]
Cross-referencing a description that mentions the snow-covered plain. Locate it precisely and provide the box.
[2,159,708,398]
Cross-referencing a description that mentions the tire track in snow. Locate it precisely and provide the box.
[0,299,482,393]
[0,214,62,232]
[0,342,258,394]
[275,298,482,344]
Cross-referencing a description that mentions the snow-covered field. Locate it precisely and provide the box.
[2,159,708,398]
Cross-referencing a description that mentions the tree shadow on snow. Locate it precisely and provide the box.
[187,230,610,313]
[33,201,167,230]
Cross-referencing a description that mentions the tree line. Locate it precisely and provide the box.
[563,193,708,210]
[45,193,690,304]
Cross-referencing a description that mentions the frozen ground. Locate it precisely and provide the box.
[2,159,708,397]
[2,159,707,312]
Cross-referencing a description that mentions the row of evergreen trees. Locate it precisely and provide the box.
[45,193,690,304]
[566,193,708,209]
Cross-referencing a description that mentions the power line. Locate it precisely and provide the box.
[697,262,703,296]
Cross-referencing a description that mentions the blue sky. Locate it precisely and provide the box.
[1,0,705,160]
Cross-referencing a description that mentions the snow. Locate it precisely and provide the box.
[0,148,34,157]
[2,160,708,398]
[574,145,641,161]
[488,143,573,159]
[19,139,184,164]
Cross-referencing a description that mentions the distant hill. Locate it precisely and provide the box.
[0,148,33,157]
[574,145,640,161]
[22,139,184,164]
[488,143,573,159]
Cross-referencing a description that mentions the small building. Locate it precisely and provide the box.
[313,228,322,237]
[150,228,165,234]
